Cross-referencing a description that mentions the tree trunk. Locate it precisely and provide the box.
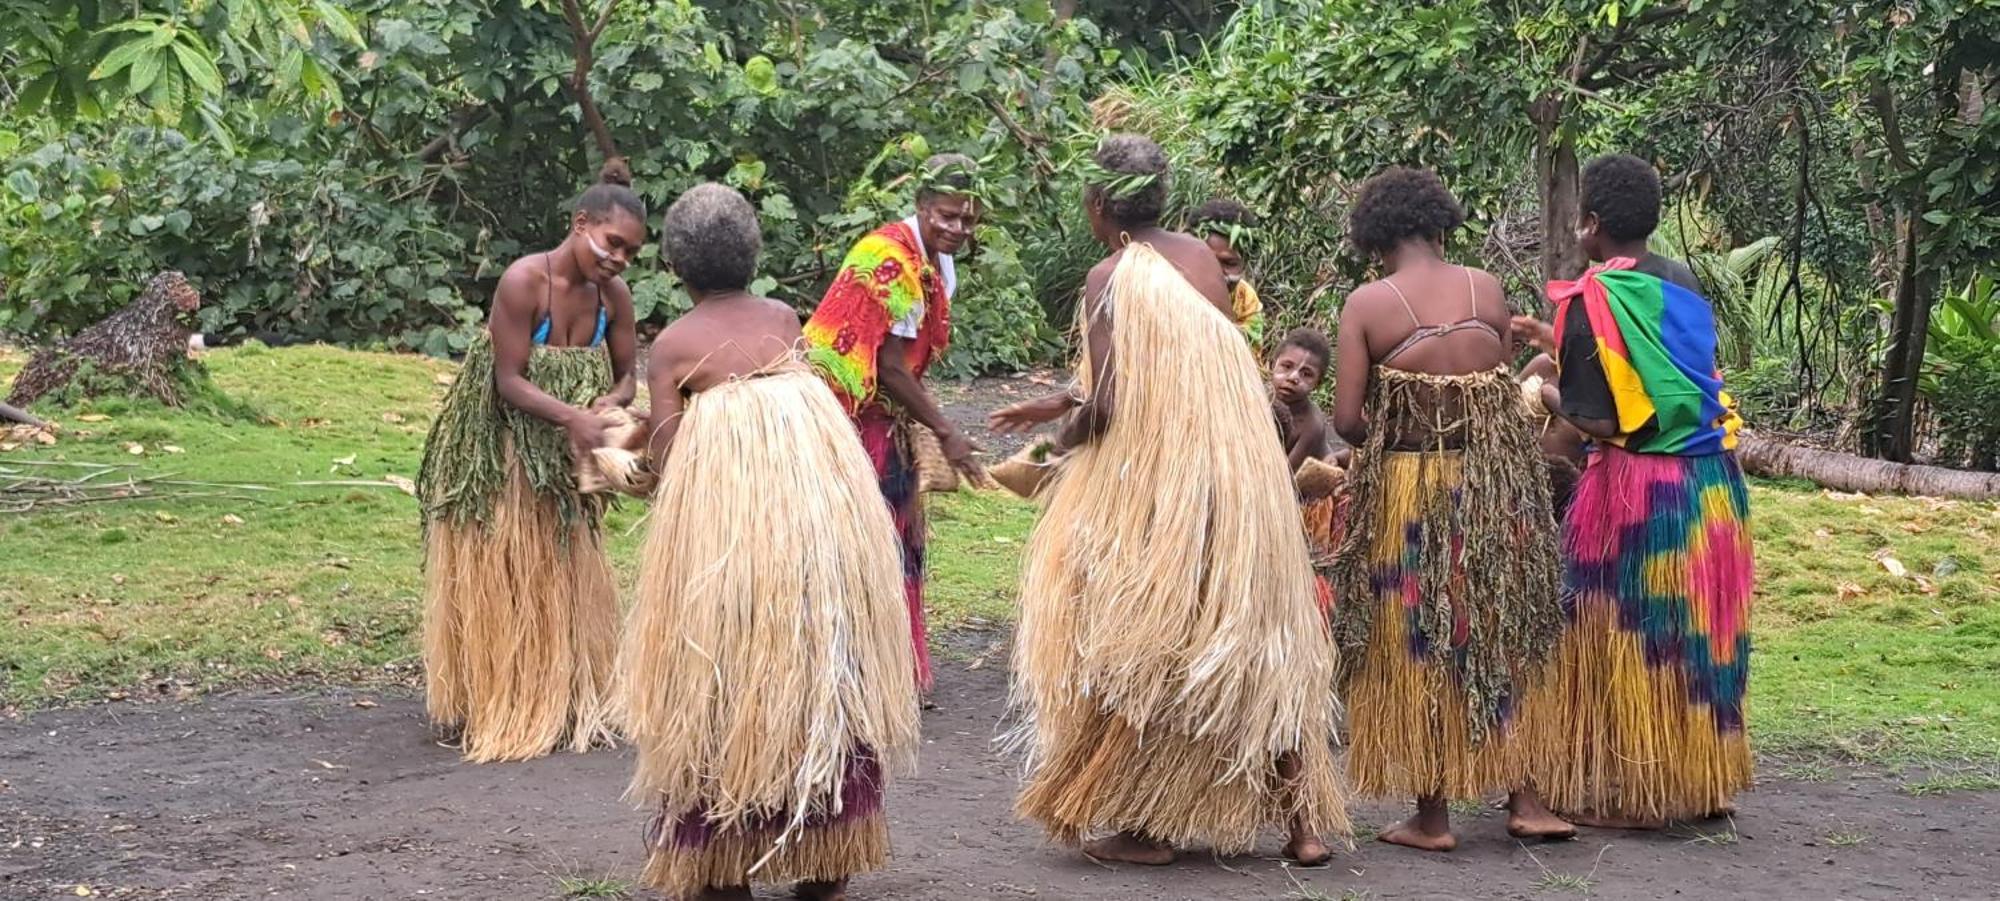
[1738,432,2000,500]
[1532,97,1583,284]
[1861,214,1933,462]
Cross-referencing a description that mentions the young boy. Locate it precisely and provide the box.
[1189,198,1267,347]
[1270,327,1333,473]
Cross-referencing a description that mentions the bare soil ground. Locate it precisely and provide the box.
[4,633,1995,901]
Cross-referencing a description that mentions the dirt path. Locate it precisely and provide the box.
[4,635,1995,901]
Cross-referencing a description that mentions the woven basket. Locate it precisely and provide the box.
[1294,455,1346,500]
[990,440,1065,499]
[576,407,647,495]
[910,425,961,493]
[1519,374,1550,418]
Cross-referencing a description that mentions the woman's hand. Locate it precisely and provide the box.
[588,394,624,413]
[938,426,986,481]
[1510,315,1556,355]
[564,409,610,460]
[988,392,1073,434]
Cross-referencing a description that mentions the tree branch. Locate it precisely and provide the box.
[1573,3,1688,85]
[1865,71,1914,174]
[982,95,1057,176]
[415,106,493,163]
[0,400,47,428]
[560,0,622,165]
[588,0,617,41]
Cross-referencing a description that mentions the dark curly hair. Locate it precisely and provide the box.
[1275,326,1332,371]
[1188,197,1257,231]
[1346,166,1465,258]
[578,158,646,224]
[1581,154,1663,242]
[661,183,762,293]
[1087,133,1169,227]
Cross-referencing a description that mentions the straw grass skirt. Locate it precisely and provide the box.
[620,369,919,895]
[1338,452,1530,798]
[1327,366,1563,801]
[1517,446,1754,821]
[418,340,618,763]
[1012,244,1347,852]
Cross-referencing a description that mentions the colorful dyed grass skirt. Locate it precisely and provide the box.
[1339,451,1543,799]
[1520,445,1754,821]
[856,408,933,692]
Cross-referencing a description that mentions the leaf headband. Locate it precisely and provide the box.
[1075,156,1162,202]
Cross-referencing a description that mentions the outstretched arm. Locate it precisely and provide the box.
[880,337,984,477]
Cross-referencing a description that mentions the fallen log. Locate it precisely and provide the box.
[0,400,44,427]
[1737,432,2000,500]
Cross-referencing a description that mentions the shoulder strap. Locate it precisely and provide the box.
[1381,278,1422,328]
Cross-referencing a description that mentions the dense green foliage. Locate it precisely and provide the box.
[3,0,1995,463]
[2,0,1215,372]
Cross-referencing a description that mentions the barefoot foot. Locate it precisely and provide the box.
[1284,833,1334,866]
[1507,791,1577,841]
[795,878,847,901]
[695,886,752,901]
[1378,815,1457,852]
[1083,832,1175,866]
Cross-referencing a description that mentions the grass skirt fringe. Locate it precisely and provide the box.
[1328,368,1562,800]
[619,369,918,892]
[418,339,617,763]
[642,811,890,898]
[1517,446,1753,820]
[1012,243,1347,852]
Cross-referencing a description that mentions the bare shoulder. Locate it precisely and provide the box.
[654,304,716,360]
[756,296,806,339]
[1084,255,1120,292]
[1463,266,1512,324]
[1343,279,1394,313]
[601,274,635,308]
[492,256,546,309]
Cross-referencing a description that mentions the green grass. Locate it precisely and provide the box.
[1748,484,2000,764]
[4,345,2000,775]
[552,876,630,899]
[1900,769,2000,796]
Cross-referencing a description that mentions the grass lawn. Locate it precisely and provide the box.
[3,345,1997,771]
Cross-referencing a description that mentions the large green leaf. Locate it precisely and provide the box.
[89,34,155,79]
[127,46,165,93]
[170,40,226,95]
[311,0,365,47]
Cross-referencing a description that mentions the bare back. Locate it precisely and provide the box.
[645,295,802,461]
[1332,262,1512,449]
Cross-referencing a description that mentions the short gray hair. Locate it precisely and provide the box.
[1089,133,1169,226]
[661,183,762,292]
[916,152,979,205]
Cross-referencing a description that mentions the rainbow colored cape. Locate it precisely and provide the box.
[1547,258,1740,456]
[803,221,951,412]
